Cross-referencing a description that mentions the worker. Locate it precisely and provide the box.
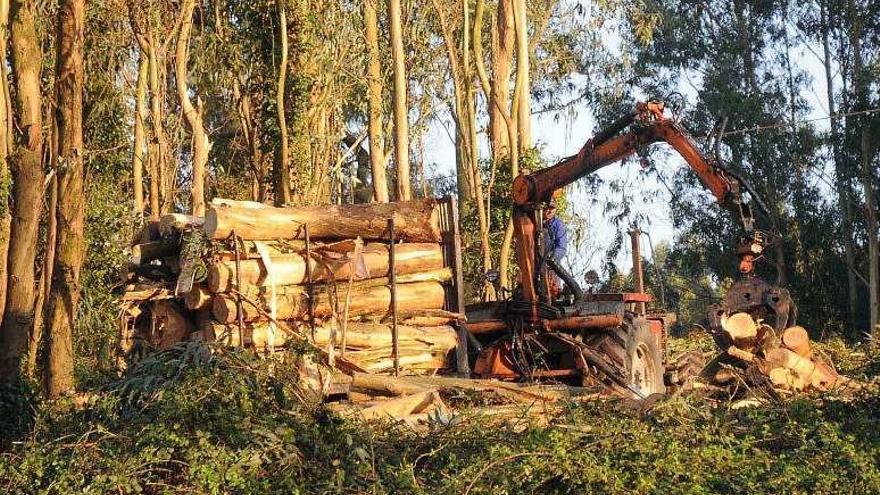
[542,200,568,298]
[542,200,568,262]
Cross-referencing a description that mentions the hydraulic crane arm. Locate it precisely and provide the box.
[511,101,769,310]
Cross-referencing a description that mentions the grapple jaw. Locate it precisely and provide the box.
[708,277,797,339]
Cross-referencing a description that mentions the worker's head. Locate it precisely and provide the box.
[543,200,557,222]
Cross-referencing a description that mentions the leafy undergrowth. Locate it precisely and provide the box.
[1,341,879,495]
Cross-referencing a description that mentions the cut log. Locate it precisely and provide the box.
[213,281,446,323]
[184,285,212,310]
[359,390,448,421]
[721,312,758,350]
[131,240,178,265]
[130,221,160,246]
[356,353,436,373]
[207,243,444,292]
[765,348,839,390]
[121,286,174,302]
[203,322,289,348]
[204,198,441,242]
[726,346,755,363]
[206,321,458,351]
[159,213,203,236]
[351,372,431,396]
[150,301,194,350]
[781,326,811,358]
[215,240,306,261]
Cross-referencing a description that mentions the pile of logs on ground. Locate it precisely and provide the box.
[119,198,461,376]
[704,312,861,394]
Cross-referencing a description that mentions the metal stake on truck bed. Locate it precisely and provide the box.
[388,217,400,376]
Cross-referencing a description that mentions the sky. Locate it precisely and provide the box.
[419,9,837,285]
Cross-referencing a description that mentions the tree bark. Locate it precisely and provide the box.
[387,0,410,200]
[204,198,441,242]
[0,0,43,383]
[861,130,878,336]
[44,0,85,398]
[364,0,389,203]
[27,173,54,379]
[133,51,148,216]
[275,3,292,206]
[498,0,528,290]
[175,0,209,217]
[0,0,12,329]
[147,40,164,220]
[490,0,514,161]
[515,0,531,149]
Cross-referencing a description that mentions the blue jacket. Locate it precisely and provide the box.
[543,216,568,261]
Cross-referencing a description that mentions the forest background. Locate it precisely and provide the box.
[0,0,874,403]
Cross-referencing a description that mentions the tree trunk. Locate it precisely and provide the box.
[490,0,514,162]
[515,0,531,149]
[498,0,528,290]
[27,173,55,379]
[275,3,292,206]
[133,51,147,216]
[44,0,85,398]
[364,0,389,203]
[0,0,43,384]
[848,0,879,335]
[204,198,441,242]
[821,2,860,331]
[861,130,878,336]
[175,0,209,218]
[387,0,410,200]
[0,0,12,329]
[147,40,164,221]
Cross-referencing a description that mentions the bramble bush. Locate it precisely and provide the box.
[1,338,879,495]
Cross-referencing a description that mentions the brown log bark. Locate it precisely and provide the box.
[150,301,194,350]
[213,281,446,323]
[0,0,43,383]
[204,198,441,241]
[44,0,85,397]
[207,242,443,292]
[781,326,811,358]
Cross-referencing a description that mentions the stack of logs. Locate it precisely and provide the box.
[714,312,852,393]
[120,198,462,375]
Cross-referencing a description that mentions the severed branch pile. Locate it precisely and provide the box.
[119,198,461,376]
[707,312,859,394]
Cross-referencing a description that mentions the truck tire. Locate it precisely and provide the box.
[585,314,666,397]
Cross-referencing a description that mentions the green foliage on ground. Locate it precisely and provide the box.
[1,340,879,495]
